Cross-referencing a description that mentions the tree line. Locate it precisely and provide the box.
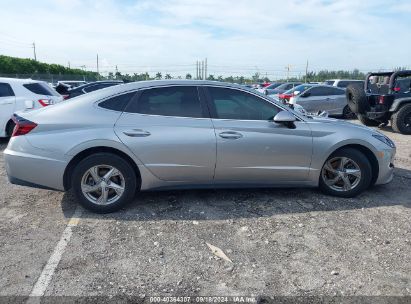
[2,54,404,84]
[0,55,98,79]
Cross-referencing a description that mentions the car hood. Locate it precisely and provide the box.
[308,116,378,133]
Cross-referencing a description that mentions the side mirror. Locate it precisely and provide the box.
[293,91,300,96]
[301,91,310,97]
[273,111,297,129]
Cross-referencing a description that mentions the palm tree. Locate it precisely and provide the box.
[155,72,162,79]
[165,74,172,79]
[185,73,192,79]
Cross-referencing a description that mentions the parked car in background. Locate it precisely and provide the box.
[65,81,123,99]
[324,79,364,88]
[55,80,88,97]
[4,80,395,213]
[289,84,354,118]
[266,82,302,96]
[278,84,316,103]
[58,80,87,88]
[346,70,411,134]
[258,82,283,94]
[0,78,63,137]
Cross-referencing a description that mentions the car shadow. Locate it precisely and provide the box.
[61,167,411,221]
[0,137,9,150]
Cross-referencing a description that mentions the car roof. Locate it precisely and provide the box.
[0,77,45,84]
[108,79,251,90]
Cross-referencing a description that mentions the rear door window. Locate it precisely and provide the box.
[126,86,204,118]
[308,87,329,96]
[326,87,345,95]
[23,83,58,96]
[0,83,15,97]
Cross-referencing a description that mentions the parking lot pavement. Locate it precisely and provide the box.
[0,126,410,299]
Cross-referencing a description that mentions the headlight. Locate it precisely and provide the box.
[372,134,396,148]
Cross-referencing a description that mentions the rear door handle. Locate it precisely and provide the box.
[123,129,151,137]
[219,131,243,139]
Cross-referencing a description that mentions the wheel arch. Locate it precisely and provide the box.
[389,98,411,112]
[327,144,379,186]
[63,146,141,190]
[5,119,14,136]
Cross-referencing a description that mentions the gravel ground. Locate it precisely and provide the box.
[0,123,410,302]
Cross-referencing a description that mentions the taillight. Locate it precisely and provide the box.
[38,99,53,107]
[379,96,385,104]
[393,87,401,92]
[62,95,69,100]
[11,114,37,137]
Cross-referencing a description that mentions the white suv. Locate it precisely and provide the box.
[323,79,364,88]
[0,78,63,137]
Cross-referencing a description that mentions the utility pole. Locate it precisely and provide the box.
[68,61,71,69]
[205,58,207,80]
[196,61,198,79]
[285,64,291,81]
[32,42,37,61]
[201,60,205,80]
[96,54,100,80]
[305,60,309,83]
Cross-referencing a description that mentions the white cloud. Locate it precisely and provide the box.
[0,0,409,78]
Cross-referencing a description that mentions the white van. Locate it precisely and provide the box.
[0,78,63,137]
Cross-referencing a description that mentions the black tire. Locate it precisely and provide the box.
[6,120,15,137]
[391,104,411,134]
[346,84,369,114]
[72,153,137,213]
[342,105,356,119]
[357,114,380,127]
[319,148,372,198]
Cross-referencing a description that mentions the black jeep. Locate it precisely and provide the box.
[346,70,411,134]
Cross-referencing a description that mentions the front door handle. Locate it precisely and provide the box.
[219,131,243,139]
[123,129,151,137]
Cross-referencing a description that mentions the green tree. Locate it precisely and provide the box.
[185,73,192,79]
[165,74,172,79]
[207,74,215,81]
[155,72,162,79]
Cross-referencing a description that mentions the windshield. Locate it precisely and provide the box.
[284,84,314,95]
[324,80,335,85]
[266,83,282,89]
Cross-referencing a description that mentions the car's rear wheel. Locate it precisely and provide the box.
[391,104,411,134]
[319,148,372,198]
[72,153,137,213]
[357,114,380,127]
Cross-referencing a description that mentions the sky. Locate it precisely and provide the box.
[0,0,410,79]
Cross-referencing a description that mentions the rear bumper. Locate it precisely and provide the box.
[366,111,387,120]
[4,149,67,191]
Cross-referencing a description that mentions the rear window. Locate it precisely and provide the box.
[0,83,15,97]
[23,82,58,96]
[98,92,136,111]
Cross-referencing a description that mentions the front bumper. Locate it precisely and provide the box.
[374,148,395,185]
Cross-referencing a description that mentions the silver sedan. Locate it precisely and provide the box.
[289,84,354,118]
[4,80,396,213]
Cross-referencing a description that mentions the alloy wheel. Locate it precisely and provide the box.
[81,165,125,205]
[321,157,362,192]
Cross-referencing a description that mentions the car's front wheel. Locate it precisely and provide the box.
[72,153,137,213]
[319,148,372,198]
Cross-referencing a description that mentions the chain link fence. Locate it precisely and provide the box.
[0,73,99,84]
